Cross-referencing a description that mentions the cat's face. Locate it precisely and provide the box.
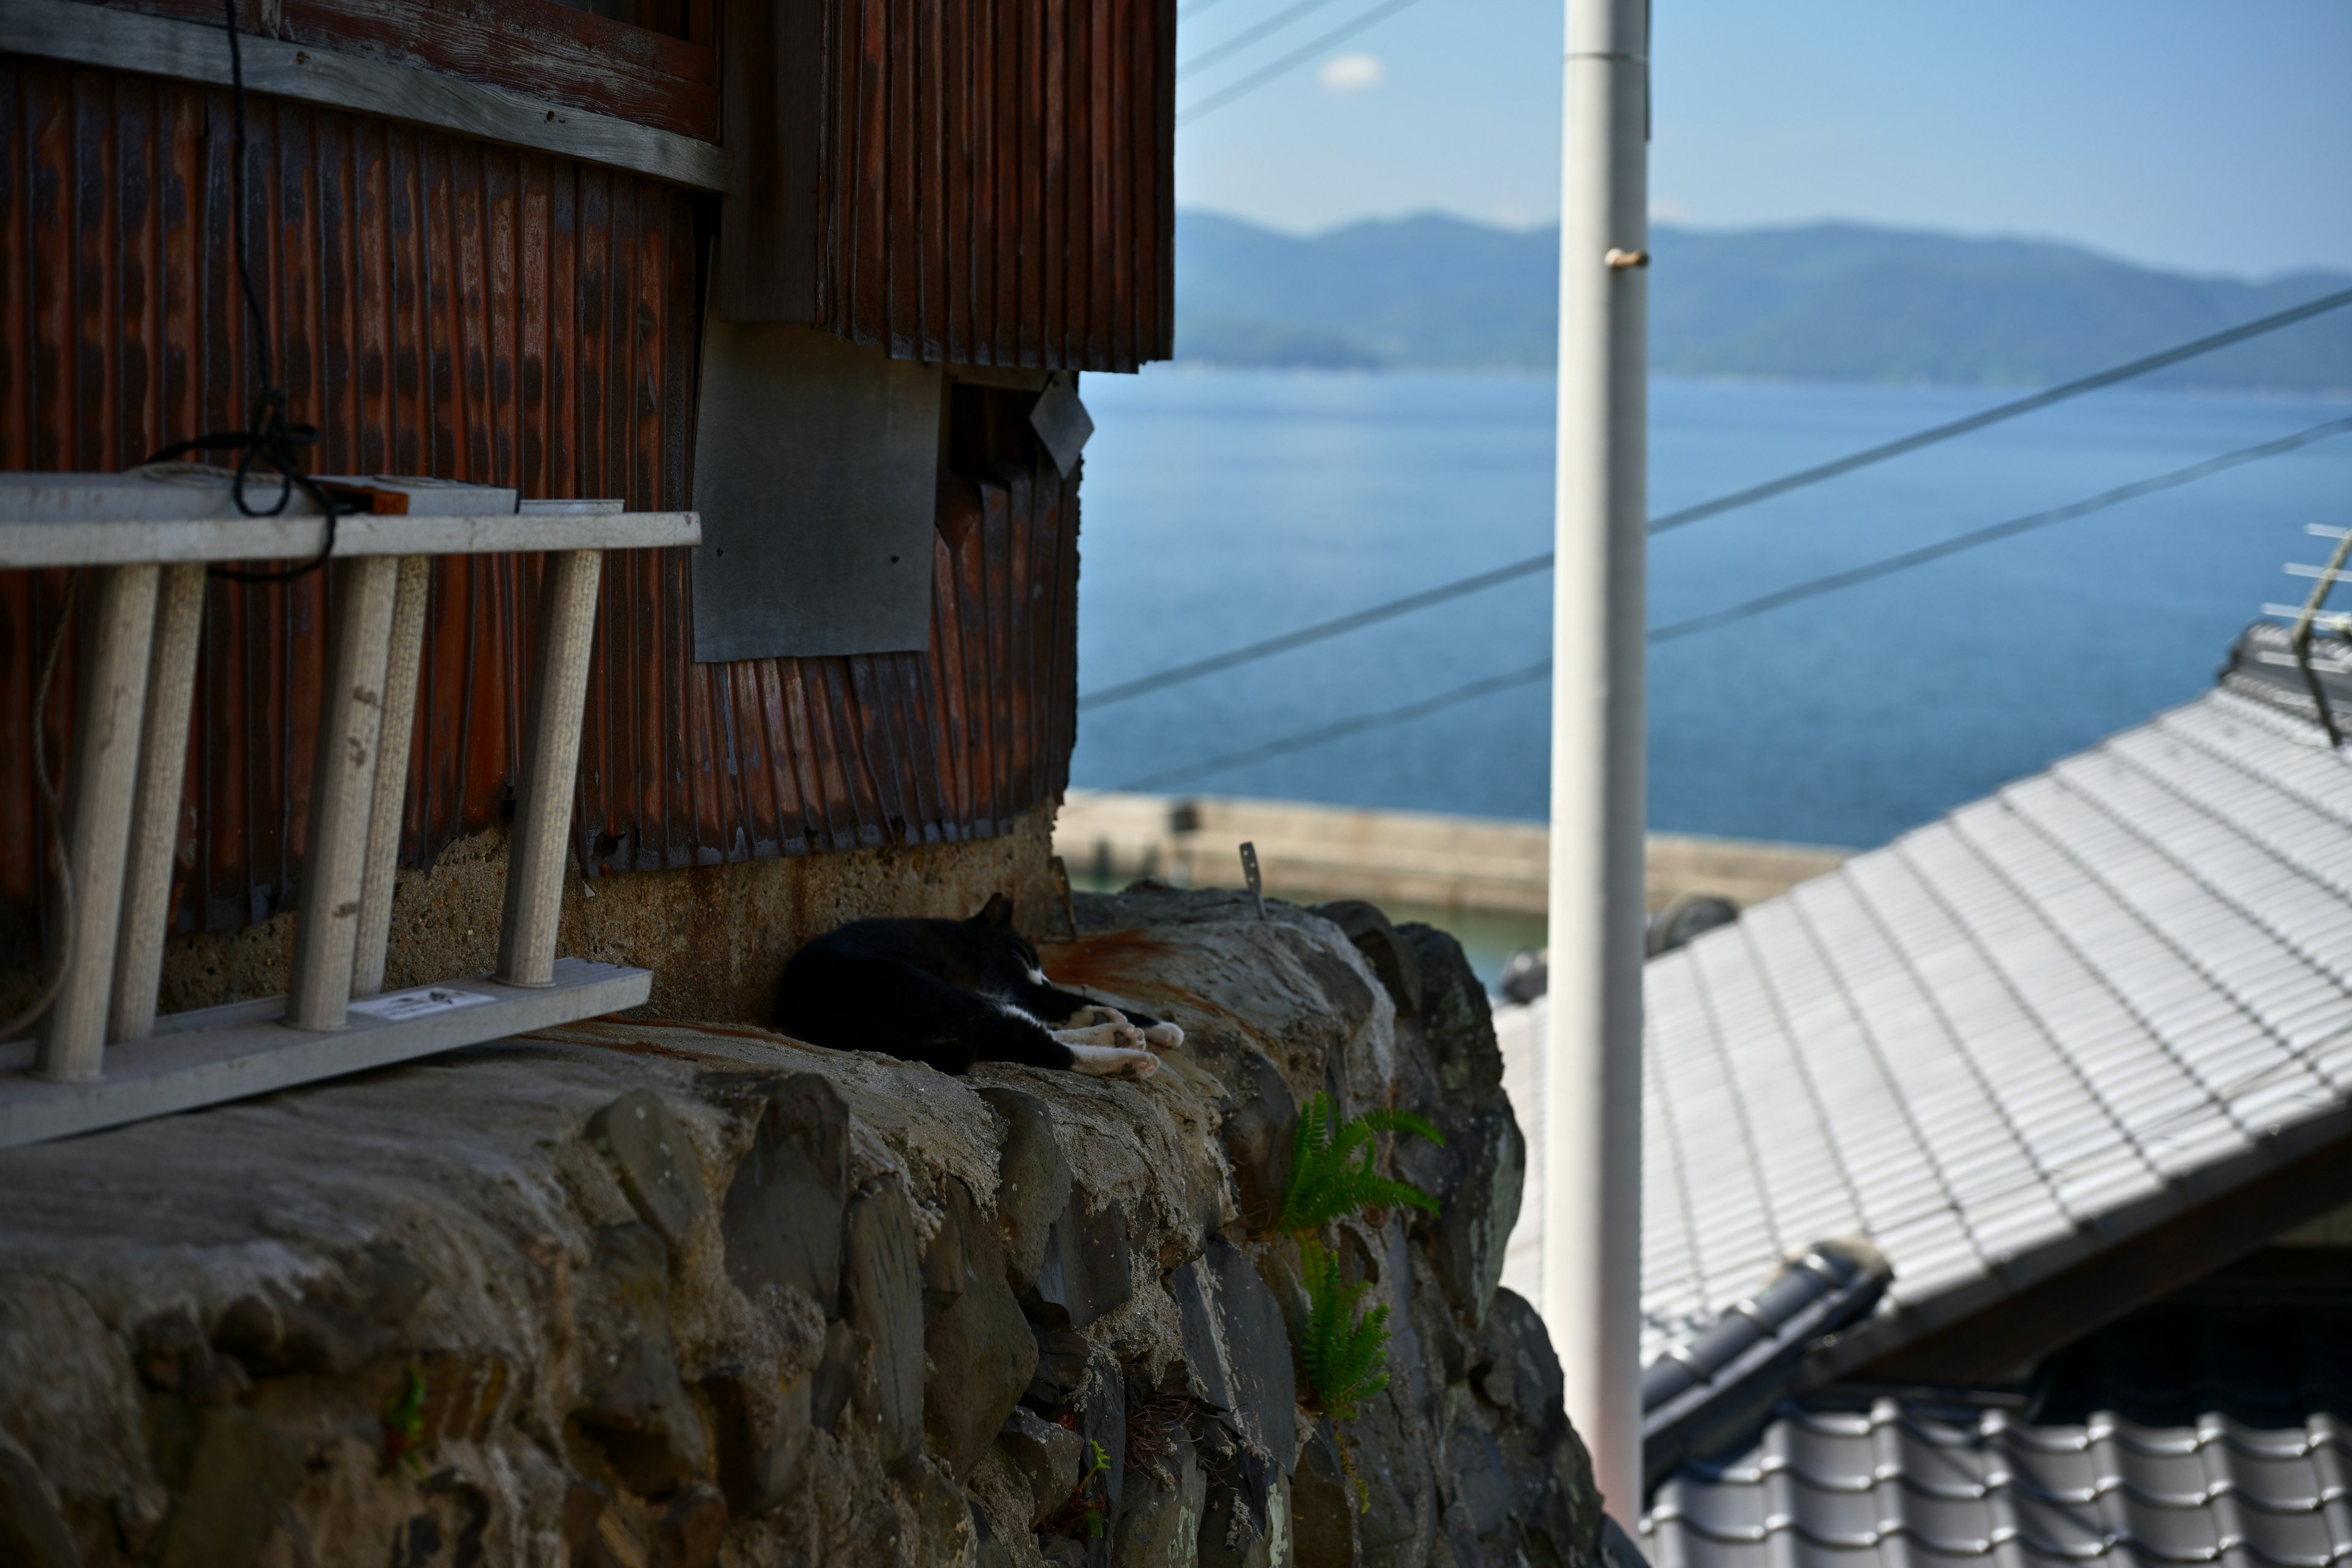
[968,893,1044,978]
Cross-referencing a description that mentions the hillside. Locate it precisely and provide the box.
[1174,211,2352,389]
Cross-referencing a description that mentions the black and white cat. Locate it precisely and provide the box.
[772,895,1182,1079]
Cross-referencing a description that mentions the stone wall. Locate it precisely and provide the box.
[0,886,1603,1568]
[0,805,1061,1031]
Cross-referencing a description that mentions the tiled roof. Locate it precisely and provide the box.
[1640,680,2352,1364]
[1498,679,2352,1370]
[1642,1300,2352,1568]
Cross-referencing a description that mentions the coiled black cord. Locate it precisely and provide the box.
[144,0,344,584]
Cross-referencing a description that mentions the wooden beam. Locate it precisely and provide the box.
[0,0,728,192]
[1850,1125,2352,1385]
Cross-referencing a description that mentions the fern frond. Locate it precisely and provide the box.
[1360,1106,1445,1146]
[1298,1238,1393,1418]
[1276,1091,1444,1233]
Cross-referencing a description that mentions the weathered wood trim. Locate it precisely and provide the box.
[0,0,728,190]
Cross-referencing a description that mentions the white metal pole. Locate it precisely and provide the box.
[1544,0,1648,1526]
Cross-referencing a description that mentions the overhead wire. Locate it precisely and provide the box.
[1180,0,1352,76]
[1078,284,2352,710]
[1114,415,2352,790]
[1176,0,1431,124]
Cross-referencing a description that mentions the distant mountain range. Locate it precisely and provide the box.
[1175,212,2352,389]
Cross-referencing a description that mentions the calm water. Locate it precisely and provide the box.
[1069,369,2352,850]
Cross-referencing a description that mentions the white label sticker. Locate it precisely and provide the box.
[347,986,499,1023]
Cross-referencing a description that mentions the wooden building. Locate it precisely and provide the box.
[0,0,1175,1017]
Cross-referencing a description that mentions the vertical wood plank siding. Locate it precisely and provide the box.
[0,58,1082,964]
[815,0,1175,371]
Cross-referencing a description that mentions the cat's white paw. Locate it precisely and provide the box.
[1142,1021,1184,1049]
[1055,1020,1143,1050]
[1069,1005,1128,1028]
[1068,1042,1159,1079]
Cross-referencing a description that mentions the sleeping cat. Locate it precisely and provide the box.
[773,894,1182,1078]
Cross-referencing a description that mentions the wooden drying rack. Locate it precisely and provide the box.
[0,470,701,1148]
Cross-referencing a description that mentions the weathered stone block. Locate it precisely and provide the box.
[722,1074,850,1311]
[1312,901,1422,1017]
[926,1264,1039,1481]
[1199,1460,1291,1568]
[979,1086,1073,1292]
[0,1428,78,1568]
[1027,1327,1095,1412]
[703,1362,812,1517]
[1424,1109,1525,1332]
[844,1179,925,1463]
[1398,924,1502,1103]
[589,1089,711,1252]
[576,1224,707,1496]
[1219,1052,1297,1236]
[153,1406,304,1568]
[1000,1405,1087,1526]
[1112,1425,1204,1568]
[1289,1424,1359,1568]
[1027,1193,1131,1333]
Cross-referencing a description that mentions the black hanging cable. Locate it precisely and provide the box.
[144,0,345,584]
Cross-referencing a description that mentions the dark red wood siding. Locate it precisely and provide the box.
[813,0,1175,371]
[0,58,1080,965]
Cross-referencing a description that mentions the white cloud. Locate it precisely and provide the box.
[1319,52,1383,91]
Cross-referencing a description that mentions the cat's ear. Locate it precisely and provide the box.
[973,892,1017,929]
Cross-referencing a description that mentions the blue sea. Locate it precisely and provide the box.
[1069,368,2352,851]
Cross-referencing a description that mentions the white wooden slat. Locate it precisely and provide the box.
[37,565,160,1080]
[109,563,205,1043]
[352,557,434,998]
[285,558,404,1030]
[0,510,699,567]
[497,551,603,988]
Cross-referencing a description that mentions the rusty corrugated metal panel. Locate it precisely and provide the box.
[811,0,1174,372]
[0,57,1082,967]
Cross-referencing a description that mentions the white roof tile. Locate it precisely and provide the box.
[1549,683,2352,1365]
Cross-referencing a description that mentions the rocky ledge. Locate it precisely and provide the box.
[0,886,1603,1568]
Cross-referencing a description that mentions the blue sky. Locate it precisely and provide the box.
[1172,0,2352,278]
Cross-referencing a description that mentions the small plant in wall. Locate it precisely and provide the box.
[1278,1093,1443,1509]
[1276,1093,1444,1235]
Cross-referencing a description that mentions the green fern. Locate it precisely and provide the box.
[1298,1238,1391,1419]
[1275,1092,1444,1235]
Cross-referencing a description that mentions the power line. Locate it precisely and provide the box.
[1646,414,2352,644]
[1175,0,1429,124]
[1181,0,1351,76]
[1644,284,2352,538]
[1117,662,1553,791]
[1080,554,1551,709]
[1111,415,2352,790]
[1078,285,2352,709]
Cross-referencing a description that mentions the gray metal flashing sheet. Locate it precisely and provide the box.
[690,322,943,662]
[1632,685,2352,1371]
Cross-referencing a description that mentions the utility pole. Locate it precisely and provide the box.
[1544,0,1648,1528]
